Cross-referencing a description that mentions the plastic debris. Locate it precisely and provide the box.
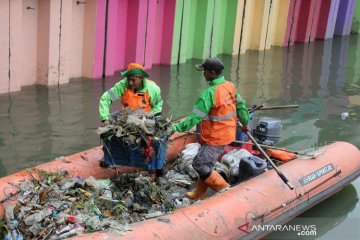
[221,149,252,183]
[2,141,267,239]
[2,167,199,239]
[96,111,172,145]
[341,112,349,120]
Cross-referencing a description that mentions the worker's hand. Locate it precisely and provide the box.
[166,127,175,136]
[101,120,110,127]
[241,125,249,132]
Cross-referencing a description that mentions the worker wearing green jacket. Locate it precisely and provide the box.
[99,63,163,126]
[171,57,249,200]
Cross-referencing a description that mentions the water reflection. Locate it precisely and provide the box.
[1,33,360,238]
[1,35,359,174]
[0,81,101,175]
[265,184,359,240]
[166,59,208,119]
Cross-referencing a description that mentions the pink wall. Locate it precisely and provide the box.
[315,0,332,39]
[37,0,73,85]
[295,0,316,43]
[58,0,73,85]
[135,0,148,65]
[37,0,51,85]
[125,0,140,66]
[144,0,157,69]
[0,1,10,94]
[152,0,165,65]
[105,0,118,76]
[152,0,176,65]
[162,0,176,65]
[283,0,301,46]
[93,0,106,78]
[22,0,38,86]
[9,0,22,92]
[47,0,61,85]
[284,0,327,44]
[93,0,176,78]
[309,0,323,42]
[115,0,128,71]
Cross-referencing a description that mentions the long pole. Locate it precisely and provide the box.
[188,131,314,158]
[238,121,294,190]
[230,139,316,158]
[247,104,299,111]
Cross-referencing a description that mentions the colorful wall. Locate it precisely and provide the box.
[1,0,360,94]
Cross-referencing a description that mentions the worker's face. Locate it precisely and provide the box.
[203,69,217,81]
[127,75,143,91]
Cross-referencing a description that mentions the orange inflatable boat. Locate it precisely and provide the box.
[1,131,360,239]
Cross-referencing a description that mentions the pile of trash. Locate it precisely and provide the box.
[1,143,266,239]
[171,143,255,184]
[1,168,193,239]
[96,110,172,145]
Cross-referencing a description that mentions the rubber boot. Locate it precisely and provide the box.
[204,171,230,191]
[185,177,208,200]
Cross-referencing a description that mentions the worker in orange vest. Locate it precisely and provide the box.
[99,63,163,172]
[170,57,250,200]
[99,63,163,126]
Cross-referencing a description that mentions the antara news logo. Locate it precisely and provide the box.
[238,222,317,236]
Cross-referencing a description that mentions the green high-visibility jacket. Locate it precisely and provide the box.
[173,76,249,132]
[99,78,163,121]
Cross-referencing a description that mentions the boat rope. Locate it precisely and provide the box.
[102,141,120,177]
[252,169,342,221]
[0,186,20,204]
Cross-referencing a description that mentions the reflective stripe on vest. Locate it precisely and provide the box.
[236,95,243,103]
[194,107,236,121]
[200,81,237,146]
[108,89,118,102]
[204,111,237,121]
[193,107,207,118]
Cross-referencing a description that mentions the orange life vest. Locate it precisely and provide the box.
[266,149,296,162]
[200,81,237,146]
[121,79,155,112]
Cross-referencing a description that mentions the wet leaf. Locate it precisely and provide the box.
[103,210,113,217]
[39,190,47,204]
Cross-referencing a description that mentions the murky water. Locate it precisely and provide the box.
[1,35,360,238]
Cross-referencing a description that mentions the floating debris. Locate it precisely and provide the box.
[341,112,349,120]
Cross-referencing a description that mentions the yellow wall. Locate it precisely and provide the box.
[271,0,290,46]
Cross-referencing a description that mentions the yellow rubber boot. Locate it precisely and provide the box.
[185,178,208,200]
[204,171,230,191]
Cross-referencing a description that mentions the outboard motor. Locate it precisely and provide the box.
[252,117,282,146]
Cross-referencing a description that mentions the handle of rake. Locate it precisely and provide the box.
[248,104,264,113]
[247,104,299,111]
[230,140,318,158]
